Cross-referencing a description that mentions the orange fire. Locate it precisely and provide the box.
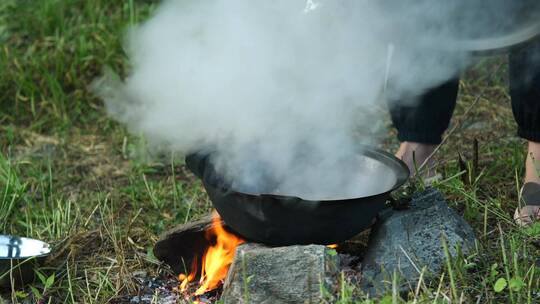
[179,213,245,295]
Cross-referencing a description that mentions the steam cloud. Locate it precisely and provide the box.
[95,0,524,199]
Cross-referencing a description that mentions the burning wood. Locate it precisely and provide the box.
[179,213,245,296]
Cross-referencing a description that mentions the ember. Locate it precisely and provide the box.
[180,213,245,296]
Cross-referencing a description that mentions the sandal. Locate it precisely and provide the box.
[514,182,540,227]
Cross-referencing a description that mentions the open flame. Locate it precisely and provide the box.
[179,213,245,296]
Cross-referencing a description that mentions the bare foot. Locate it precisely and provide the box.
[395,142,438,180]
[515,183,540,226]
[514,141,540,226]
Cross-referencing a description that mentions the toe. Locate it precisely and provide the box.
[515,206,540,227]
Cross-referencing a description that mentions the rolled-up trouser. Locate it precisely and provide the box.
[390,39,540,144]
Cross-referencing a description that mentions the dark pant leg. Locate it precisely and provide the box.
[509,39,540,143]
[389,79,460,145]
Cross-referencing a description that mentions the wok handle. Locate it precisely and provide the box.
[377,194,412,221]
[376,206,394,222]
[185,153,208,178]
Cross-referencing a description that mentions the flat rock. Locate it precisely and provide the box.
[221,244,339,304]
[361,188,477,295]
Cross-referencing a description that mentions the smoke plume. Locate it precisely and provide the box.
[95,0,528,199]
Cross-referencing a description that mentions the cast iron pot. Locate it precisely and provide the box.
[186,148,409,246]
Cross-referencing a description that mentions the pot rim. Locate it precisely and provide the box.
[203,147,410,203]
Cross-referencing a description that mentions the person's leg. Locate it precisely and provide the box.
[390,79,460,175]
[509,39,540,225]
[525,142,540,185]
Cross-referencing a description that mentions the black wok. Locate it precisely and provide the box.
[186,148,409,246]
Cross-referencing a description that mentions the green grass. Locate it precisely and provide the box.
[1,1,539,303]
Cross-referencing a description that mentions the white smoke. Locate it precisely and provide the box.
[95,0,527,199]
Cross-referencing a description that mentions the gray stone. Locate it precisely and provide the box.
[361,188,477,295]
[221,244,339,304]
